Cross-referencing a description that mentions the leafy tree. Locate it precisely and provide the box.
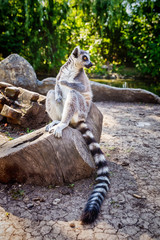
[122,0,160,77]
[22,0,69,74]
[0,0,25,58]
[0,0,159,77]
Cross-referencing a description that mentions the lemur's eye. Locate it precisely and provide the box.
[83,55,88,61]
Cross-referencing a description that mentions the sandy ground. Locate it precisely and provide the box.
[0,101,160,240]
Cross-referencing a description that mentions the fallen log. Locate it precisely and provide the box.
[91,82,160,104]
[0,103,102,186]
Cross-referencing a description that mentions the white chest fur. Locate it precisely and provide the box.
[61,65,78,82]
[59,66,79,99]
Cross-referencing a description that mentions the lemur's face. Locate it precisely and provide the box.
[72,46,93,69]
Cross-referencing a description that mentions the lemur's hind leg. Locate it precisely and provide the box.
[45,90,63,132]
[51,90,87,138]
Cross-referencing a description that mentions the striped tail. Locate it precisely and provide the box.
[77,121,110,224]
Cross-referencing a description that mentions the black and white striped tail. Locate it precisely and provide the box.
[77,121,110,224]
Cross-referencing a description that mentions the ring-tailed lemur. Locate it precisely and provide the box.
[45,46,110,224]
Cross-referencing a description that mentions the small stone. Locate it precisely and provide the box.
[137,122,151,127]
[69,222,75,228]
[27,203,34,209]
[133,194,146,199]
[53,198,61,205]
[33,197,45,202]
[121,161,129,166]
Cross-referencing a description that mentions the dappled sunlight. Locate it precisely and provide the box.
[0,206,156,240]
[0,102,159,239]
[139,234,155,240]
[0,205,128,240]
[0,206,26,240]
[103,114,118,129]
[48,220,128,239]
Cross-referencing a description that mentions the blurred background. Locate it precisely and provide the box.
[0,0,160,94]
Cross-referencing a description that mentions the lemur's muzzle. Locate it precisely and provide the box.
[85,62,93,68]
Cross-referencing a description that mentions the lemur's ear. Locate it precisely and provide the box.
[72,46,80,58]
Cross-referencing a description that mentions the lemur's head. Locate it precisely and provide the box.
[71,46,93,69]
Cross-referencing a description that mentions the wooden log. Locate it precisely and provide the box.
[91,82,160,104]
[1,104,22,119]
[18,87,40,102]
[5,86,20,99]
[0,103,103,186]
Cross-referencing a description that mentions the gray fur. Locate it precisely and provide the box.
[45,46,92,136]
[45,46,109,224]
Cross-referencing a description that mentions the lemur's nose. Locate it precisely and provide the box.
[85,62,93,68]
[88,62,93,68]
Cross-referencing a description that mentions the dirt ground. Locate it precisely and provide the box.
[0,101,160,240]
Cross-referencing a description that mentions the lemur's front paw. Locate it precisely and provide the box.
[52,125,63,138]
[45,120,60,132]
[49,123,68,138]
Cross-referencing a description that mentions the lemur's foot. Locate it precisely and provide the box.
[45,120,60,132]
[49,123,68,138]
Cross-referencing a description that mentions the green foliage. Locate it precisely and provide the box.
[10,188,25,200]
[26,128,34,133]
[122,0,160,77]
[68,183,75,188]
[0,0,25,57]
[0,0,159,77]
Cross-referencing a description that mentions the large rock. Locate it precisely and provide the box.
[0,54,38,91]
[91,82,160,104]
[0,54,56,94]
[0,103,102,186]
